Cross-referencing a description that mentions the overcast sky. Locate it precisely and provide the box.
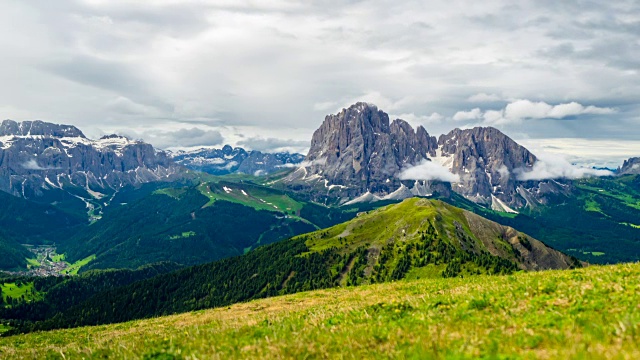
[0,0,638,165]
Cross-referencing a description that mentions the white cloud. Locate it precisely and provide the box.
[122,127,224,149]
[514,153,613,181]
[516,138,640,169]
[222,161,238,170]
[21,159,60,170]
[341,92,414,113]
[503,100,615,123]
[497,164,510,181]
[237,136,308,153]
[468,93,502,102]
[397,159,460,183]
[393,112,444,129]
[313,101,337,111]
[454,100,617,126]
[452,108,482,121]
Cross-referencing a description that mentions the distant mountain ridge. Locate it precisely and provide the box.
[0,119,181,203]
[169,145,304,176]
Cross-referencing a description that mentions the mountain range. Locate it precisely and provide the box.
[282,102,573,210]
[0,104,639,273]
[0,120,179,198]
[169,145,304,176]
[1,102,639,341]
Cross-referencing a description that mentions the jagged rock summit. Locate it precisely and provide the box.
[285,103,565,209]
[285,102,443,201]
[619,157,640,175]
[0,120,85,138]
[0,119,180,200]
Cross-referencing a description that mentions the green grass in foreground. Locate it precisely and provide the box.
[1,263,639,359]
[59,255,96,275]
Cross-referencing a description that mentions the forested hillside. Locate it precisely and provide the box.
[4,198,579,334]
[444,175,640,264]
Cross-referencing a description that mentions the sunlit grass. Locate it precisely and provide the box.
[1,262,638,359]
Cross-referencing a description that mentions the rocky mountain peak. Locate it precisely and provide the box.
[619,157,640,175]
[0,120,180,203]
[222,144,235,154]
[99,134,128,140]
[290,102,439,199]
[286,104,563,210]
[436,126,538,208]
[0,120,85,138]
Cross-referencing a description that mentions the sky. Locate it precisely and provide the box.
[0,0,639,166]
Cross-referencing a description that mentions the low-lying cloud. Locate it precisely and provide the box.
[453,100,616,126]
[398,159,460,183]
[467,93,502,103]
[237,137,308,154]
[22,159,61,170]
[515,154,613,181]
[122,128,224,149]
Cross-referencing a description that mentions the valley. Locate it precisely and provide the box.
[0,108,638,358]
[3,2,639,357]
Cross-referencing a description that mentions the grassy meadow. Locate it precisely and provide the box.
[1,262,638,359]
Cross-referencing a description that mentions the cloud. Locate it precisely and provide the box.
[392,112,444,129]
[237,136,308,154]
[452,108,482,121]
[22,159,61,170]
[0,0,639,160]
[504,100,615,121]
[453,100,617,126]
[514,154,614,181]
[313,101,337,111]
[497,164,510,181]
[517,138,640,169]
[222,161,238,170]
[468,93,502,102]
[123,128,224,149]
[397,159,460,183]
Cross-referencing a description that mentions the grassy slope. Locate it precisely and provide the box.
[59,255,96,275]
[1,282,41,304]
[300,198,576,273]
[441,176,640,264]
[1,263,638,359]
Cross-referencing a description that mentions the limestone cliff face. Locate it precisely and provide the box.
[619,157,640,175]
[286,103,564,209]
[300,102,438,197]
[0,120,180,199]
[436,127,537,208]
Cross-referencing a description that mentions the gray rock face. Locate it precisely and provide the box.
[619,157,640,175]
[436,127,537,208]
[286,103,563,209]
[295,102,438,198]
[0,120,180,200]
[170,145,304,176]
[0,120,84,138]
